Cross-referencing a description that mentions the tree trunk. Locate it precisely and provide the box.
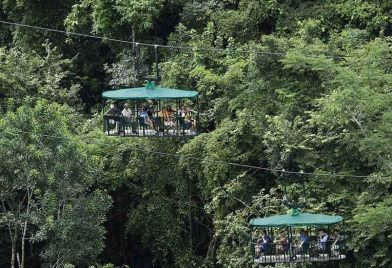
[16,253,21,268]
[10,238,16,268]
[20,190,32,268]
[10,225,17,268]
[20,223,27,268]
[2,200,16,268]
[206,235,217,262]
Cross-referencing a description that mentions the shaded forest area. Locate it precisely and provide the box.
[0,0,392,267]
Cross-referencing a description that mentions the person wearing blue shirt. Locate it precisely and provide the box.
[256,230,272,256]
[297,229,310,253]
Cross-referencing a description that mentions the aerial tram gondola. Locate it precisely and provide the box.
[249,175,346,264]
[102,81,199,137]
[250,209,345,264]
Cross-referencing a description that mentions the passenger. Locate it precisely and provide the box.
[330,231,341,256]
[178,105,187,118]
[166,105,176,124]
[178,105,190,131]
[257,230,272,256]
[178,105,196,133]
[317,230,329,252]
[297,229,310,253]
[105,104,120,132]
[139,106,155,132]
[147,105,154,119]
[147,105,159,134]
[122,102,132,117]
[106,103,119,116]
[275,231,288,254]
[185,107,196,132]
[139,106,148,118]
[159,106,175,133]
[122,103,137,134]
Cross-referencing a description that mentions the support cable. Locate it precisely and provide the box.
[1,129,389,180]
[0,20,354,60]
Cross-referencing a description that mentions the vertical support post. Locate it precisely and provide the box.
[142,100,145,137]
[287,226,291,262]
[283,173,288,200]
[270,227,274,263]
[158,100,162,135]
[307,225,311,262]
[162,100,165,137]
[176,99,180,136]
[103,102,106,134]
[327,225,331,260]
[251,227,255,261]
[154,45,159,81]
[302,177,306,208]
[135,43,140,79]
[196,97,200,135]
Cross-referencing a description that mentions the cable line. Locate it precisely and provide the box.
[3,129,389,180]
[0,20,350,59]
[0,21,388,179]
[0,20,135,45]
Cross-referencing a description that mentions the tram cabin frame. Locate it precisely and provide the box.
[102,81,199,137]
[249,211,346,264]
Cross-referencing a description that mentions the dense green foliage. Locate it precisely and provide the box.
[0,0,391,267]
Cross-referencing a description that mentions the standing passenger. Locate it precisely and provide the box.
[257,230,272,255]
[275,231,288,254]
[122,103,137,134]
[297,229,310,253]
[317,230,329,252]
[105,104,120,133]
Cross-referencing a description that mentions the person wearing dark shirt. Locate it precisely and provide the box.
[257,230,272,255]
[106,104,119,116]
[105,104,120,133]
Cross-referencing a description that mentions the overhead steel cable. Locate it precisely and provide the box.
[2,129,389,180]
[0,20,387,179]
[0,20,350,59]
[0,20,135,45]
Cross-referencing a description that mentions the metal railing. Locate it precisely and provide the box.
[252,239,346,264]
[103,115,198,137]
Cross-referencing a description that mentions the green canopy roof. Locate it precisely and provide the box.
[102,81,198,100]
[249,213,343,227]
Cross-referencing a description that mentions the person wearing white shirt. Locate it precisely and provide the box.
[122,103,137,134]
[122,103,132,117]
[317,230,329,252]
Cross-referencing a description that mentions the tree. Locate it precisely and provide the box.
[0,0,75,49]
[65,0,164,37]
[0,100,111,267]
[0,43,80,108]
